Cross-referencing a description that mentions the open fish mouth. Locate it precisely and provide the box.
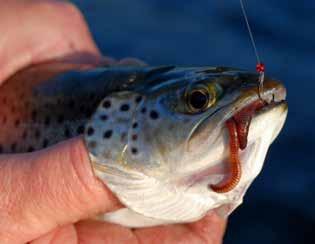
[185,79,287,193]
[224,79,287,153]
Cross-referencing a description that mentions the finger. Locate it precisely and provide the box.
[75,220,137,244]
[0,138,122,244]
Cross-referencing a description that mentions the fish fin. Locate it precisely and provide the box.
[92,166,212,225]
[102,208,174,228]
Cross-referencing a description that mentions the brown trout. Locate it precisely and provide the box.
[0,63,287,227]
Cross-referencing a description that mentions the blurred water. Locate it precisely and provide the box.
[71,1,315,243]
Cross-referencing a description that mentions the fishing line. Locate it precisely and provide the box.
[239,0,265,98]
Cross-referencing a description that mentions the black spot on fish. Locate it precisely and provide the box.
[0,145,3,153]
[100,114,108,121]
[135,96,143,103]
[14,119,20,128]
[120,104,130,112]
[31,110,37,122]
[141,107,147,114]
[88,93,95,100]
[77,125,85,134]
[103,130,113,139]
[150,110,159,120]
[44,116,51,127]
[102,100,111,109]
[27,146,34,153]
[131,147,138,155]
[132,122,138,129]
[132,134,138,141]
[87,127,94,136]
[58,115,65,124]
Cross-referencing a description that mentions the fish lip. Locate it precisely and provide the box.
[224,79,287,122]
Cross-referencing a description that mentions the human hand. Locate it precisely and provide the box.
[0,1,227,243]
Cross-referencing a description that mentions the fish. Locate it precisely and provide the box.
[0,62,288,227]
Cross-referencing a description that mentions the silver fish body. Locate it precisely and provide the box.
[0,63,288,227]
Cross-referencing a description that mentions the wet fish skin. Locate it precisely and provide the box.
[0,64,256,154]
[0,63,287,227]
[0,63,155,153]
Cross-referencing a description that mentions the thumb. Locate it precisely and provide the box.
[0,138,121,243]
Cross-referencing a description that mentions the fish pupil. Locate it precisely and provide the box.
[189,90,208,110]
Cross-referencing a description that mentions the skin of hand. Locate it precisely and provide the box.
[0,1,227,243]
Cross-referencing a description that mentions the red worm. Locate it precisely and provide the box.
[234,100,266,150]
[210,119,242,193]
[210,100,266,193]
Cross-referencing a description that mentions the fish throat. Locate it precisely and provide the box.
[210,99,266,193]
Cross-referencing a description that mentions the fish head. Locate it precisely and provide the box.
[84,66,288,224]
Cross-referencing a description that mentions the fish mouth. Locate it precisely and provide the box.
[209,81,286,193]
[182,79,288,192]
[227,86,286,152]
[224,79,287,123]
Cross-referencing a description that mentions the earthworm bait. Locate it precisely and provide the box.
[211,100,266,193]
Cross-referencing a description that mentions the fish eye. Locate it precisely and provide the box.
[188,89,209,111]
[185,84,218,113]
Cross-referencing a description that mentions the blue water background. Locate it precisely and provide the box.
[71,1,315,243]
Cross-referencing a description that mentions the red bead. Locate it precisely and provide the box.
[256,63,265,73]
